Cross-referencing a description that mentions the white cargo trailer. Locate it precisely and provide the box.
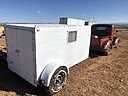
[5,21,91,94]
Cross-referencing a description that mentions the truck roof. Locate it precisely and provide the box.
[92,24,114,27]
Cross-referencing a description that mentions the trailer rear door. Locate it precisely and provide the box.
[5,26,36,86]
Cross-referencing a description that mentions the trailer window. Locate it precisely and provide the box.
[68,31,77,43]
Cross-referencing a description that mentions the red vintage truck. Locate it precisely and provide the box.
[90,24,119,55]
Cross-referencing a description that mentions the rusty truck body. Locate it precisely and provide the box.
[90,24,119,55]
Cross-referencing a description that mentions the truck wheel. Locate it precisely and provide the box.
[113,37,120,48]
[45,67,68,95]
[113,40,119,48]
[105,50,110,56]
[104,46,112,56]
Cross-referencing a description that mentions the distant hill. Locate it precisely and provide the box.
[113,22,128,27]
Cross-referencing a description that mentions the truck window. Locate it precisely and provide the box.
[68,31,77,43]
[96,27,106,30]
[92,26,108,37]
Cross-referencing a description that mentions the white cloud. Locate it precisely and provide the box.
[0,10,6,13]
[118,19,126,22]
[97,19,100,20]
[53,19,59,23]
[119,19,122,21]
[41,19,59,23]
[112,17,115,19]
[83,14,86,16]
[90,19,94,21]
[37,11,42,14]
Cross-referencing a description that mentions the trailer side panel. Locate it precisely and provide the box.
[35,26,91,80]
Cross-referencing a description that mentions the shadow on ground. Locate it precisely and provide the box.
[0,59,51,96]
[89,50,104,58]
[0,50,102,96]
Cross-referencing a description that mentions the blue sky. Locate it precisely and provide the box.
[0,0,128,23]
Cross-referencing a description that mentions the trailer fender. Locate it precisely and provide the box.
[39,61,69,87]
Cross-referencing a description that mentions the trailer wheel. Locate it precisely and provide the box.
[45,67,68,95]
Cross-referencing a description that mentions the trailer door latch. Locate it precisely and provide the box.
[15,49,20,53]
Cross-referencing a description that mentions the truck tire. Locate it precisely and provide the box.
[45,67,68,95]
[114,39,119,48]
[104,46,112,56]
[113,37,120,48]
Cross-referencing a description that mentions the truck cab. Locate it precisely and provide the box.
[90,24,119,55]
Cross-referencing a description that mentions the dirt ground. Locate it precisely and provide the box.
[0,26,128,96]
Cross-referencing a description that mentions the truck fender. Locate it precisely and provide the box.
[113,37,120,47]
[39,61,69,87]
[102,40,112,50]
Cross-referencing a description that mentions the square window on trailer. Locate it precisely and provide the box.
[68,31,77,43]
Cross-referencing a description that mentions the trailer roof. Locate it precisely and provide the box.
[7,24,86,28]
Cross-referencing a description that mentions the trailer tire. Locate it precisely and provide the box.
[45,67,68,95]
